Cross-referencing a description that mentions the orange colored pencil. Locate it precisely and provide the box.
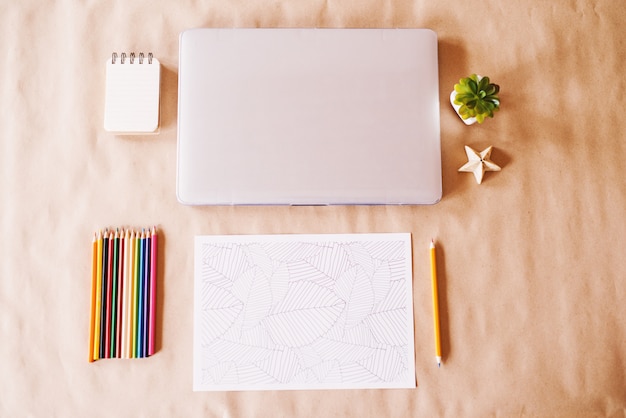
[89,232,97,362]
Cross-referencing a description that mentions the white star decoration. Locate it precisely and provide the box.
[458,145,501,184]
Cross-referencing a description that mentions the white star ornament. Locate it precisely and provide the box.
[458,145,501,184]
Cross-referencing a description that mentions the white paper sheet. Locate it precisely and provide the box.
[193,233,416,391]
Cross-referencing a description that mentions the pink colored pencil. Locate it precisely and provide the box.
[148,226,157,355]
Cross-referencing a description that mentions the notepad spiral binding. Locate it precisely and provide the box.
[111,52,154,64]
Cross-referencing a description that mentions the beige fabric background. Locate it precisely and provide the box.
[1,0,625,416]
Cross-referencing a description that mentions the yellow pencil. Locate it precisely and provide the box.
[123,228,132,358]
[430,239,442,367]
[93,230,103,361]
[89,232,97,362]
[129,229,137,358]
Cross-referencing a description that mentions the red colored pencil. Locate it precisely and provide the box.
[148,226,157,355]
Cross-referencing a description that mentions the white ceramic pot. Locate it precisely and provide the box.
[450,90,477,125]
[450,75,484,125]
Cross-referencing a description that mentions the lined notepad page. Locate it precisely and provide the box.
[104,53,160,134]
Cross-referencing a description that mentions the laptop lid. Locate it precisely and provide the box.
[177,28,441,205]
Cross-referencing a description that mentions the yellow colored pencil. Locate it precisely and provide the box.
[93,230,103,361]
[430,239,442,367]
[122,228,132,358]
[89,232,97,362]
[128,230,137,358]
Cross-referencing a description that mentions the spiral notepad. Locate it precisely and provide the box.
[104,52,160,134]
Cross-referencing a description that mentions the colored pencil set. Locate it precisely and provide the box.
[89,227,157,362]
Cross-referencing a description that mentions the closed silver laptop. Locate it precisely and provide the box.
[177,28,441,205]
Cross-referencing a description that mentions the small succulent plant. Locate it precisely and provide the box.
[453,74,500,123]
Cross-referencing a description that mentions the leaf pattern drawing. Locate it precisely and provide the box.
[193,233,415,391]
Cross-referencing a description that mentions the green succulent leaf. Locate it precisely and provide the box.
[466,78,478,94]
[453,74,501,123]
[478,76,490,91]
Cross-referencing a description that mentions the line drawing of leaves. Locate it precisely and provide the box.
[341,322,375,347]
[200,283,243,344]
[254,348,301,383]
[338,361,384,383]
[323,301,348,342]
[263,281,346,347]
[362,240,406,261]
[194,234,414,390]
[200,262,233,289]
[292,345,325,370]
[311,360,342,383]
[236,323,275,348]
[269,261,290,306]
[236,364,281,385]
[230,266,273,331]
[371,259,392,306]
[201,242,229,259]
[229,265,257,301]
[364,307,407,346]
[200,361,237,385]
[285,259,334,288]
[243,243,275,279]
[306,242,353,281]
[310,337,379,364]
[345,242,375,278]
[290,360,342,384]
[202,337,276,366]
[356,347,406,382]
[374,279,406,313]
[388,258,408,281]
[202,243,251,283]
[334,266,375,328]
[263,241,323,262]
